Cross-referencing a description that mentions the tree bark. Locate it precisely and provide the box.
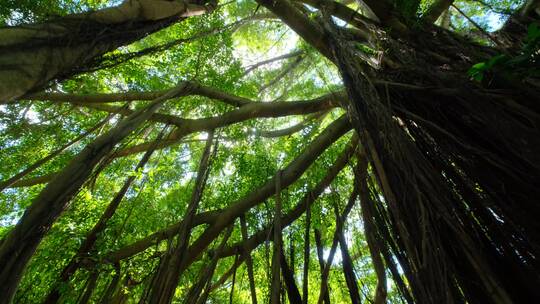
[313,229,331,304]
[240,216,259,304]
[256,0,540,302]
[337,229,361,304]
[107,135,355,264]
[423,0,455,23]
[355,157,386,304]
[170,117,351,278]
[302,192,311,304]
[271,171,283,304]
[280,247,303,304]
[317,185,359,304]
[0,0,216,101]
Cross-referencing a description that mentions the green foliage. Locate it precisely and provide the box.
[468,22,540,82]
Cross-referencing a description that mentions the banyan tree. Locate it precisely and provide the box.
[0,0,539,303]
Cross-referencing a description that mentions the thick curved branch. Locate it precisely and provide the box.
[106,116,352,262]
[113,92,344,156]
[7,92,345,189]
[0,84,186,301]
[176,116,351,273]
[297,0,373,38]
[255,0,332,60]
[0,0,216,102]
[217,138,356,259]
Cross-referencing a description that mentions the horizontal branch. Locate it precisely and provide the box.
[25,81,251,107]
[7,92,346,189]
[113,91,345,156]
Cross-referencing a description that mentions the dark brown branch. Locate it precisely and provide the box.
[177,116,351,275]
[255,0,333,60]
[257,111,325,138]
[218,137,356,261]
[317,185,359,304]
[337,224,361,304]
[25,81,251,107]
[113,92,343,157]
[280,247,303,304]
[186,225,234,304]
[240,215,259,304]
[78,271,100,304]
[302,188,312,304]
[271,171,283,304]
[9,93,343,189]
[355,157,387,304]
[297,0,373,38]
[313,229,331,304]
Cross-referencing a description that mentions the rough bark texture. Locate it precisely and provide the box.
[270,171,283,304]
[240,216,259,304]
[0,0,216,101]
[257,0,540,302]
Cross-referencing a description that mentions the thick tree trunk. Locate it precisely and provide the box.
[256,0,540,302]
[0,0,216,102]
